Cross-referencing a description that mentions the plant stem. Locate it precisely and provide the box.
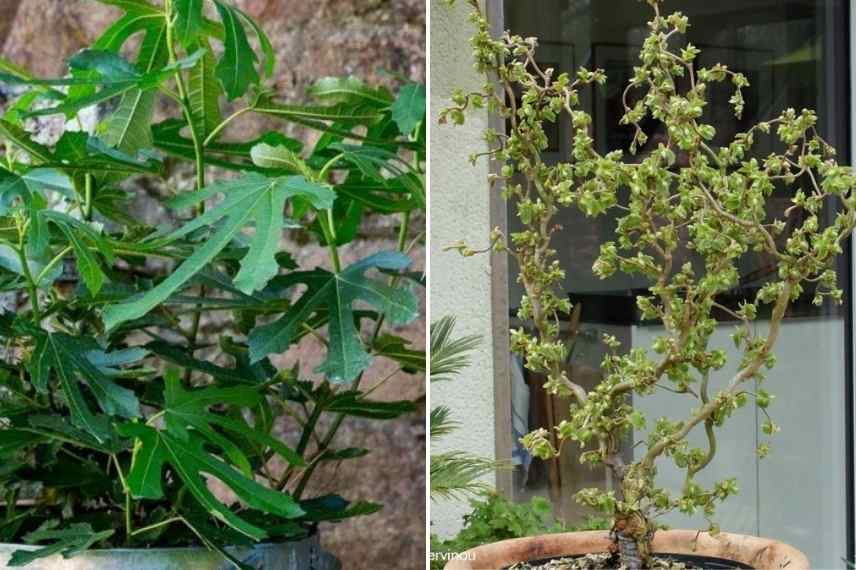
[203,107,251,147]
[293,210,414,498]
[146,410,165,426]
[35,246,72,286]
[316,155,345,273]
[319,212,341,272]
[164,0,204,193]
[318,153,345,182]
[164,0,209,369]
[397,210,411,252]
[130,517,183,537]
[111,454,133,540]
[16,238,40,323]
[83,174,93,220]
[277,403,325,491]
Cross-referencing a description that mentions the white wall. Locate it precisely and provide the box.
[429,0,500,538]
[634,317,847,569]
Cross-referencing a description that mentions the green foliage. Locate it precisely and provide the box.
[249,252,418,380]
[429,315,481,383]
[429,316,499,501]
[430,492,608,570]
[0,0,424,565]
[8,522,115,567]
[447,0,856,562]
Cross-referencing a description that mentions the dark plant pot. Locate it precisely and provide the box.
[443,529,809,569]
[0,532,340,569]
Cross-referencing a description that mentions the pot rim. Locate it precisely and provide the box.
[443,529,810,570]
[0,529,318,555]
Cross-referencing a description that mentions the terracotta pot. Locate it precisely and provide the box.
[443,529,810,569]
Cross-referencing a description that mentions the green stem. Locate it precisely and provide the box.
[293,210,413,498]
[203,107,251,147]
[293,459,320,499]
[319,213,341,272]
[277,403,324,491]
[165,0,204,192]
[317,154,346,273]
[111,454,133,540]
[130,517,183,537]
[397,210,411,252]
[35,246,72,286]
[83,174,93,220]
[16,242,40,323]
[146,410,165,426]
[318,153,345,182]
[165,0,208,369]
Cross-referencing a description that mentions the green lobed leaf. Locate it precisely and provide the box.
[256,101,386,124]
[90,10,163,52]
[27,415,124,454]
[307,77,393,107]
[187,41,223,138]
[151,119,302,171]
[0,119,55,163]
[162,371,303,471]
[32,211,115,295]
[391,82,426,135]
[118,421,304,540]
[26,330,140,441]
[298,494,382,522]
[0,168,69,215]
[145,340,262,385]
[101,21,168,155]
[248,251,418,381]
[9,522,114,567]
[62,135,164,175]
[213,0,259,100]
[0,429,48,457]
[102,173,335,330]
[16,49,204,118]
[336,174,422,213]
[175,0,205,46]
[325,392,416,419]
[254,98,387,138]
[249,143,309,174]
[373,333,425,373]
[233,4,276,78]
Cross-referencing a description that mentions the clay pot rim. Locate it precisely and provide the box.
[443,529,810,569]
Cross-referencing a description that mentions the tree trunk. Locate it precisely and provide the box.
[616,530,645,570]
[613,512,654,570]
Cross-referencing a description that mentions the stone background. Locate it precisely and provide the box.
[0,1,426,568]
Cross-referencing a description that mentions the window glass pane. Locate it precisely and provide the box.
[503,1,850,566]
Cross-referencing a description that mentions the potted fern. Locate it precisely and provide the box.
[441,0,852,568]
[0,0,425,568]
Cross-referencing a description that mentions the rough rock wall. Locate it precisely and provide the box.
[1,2,426,568]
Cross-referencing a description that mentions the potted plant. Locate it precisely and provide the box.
[440,0,853,568]
[0,0,425,568]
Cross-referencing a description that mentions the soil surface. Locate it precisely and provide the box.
[511,552,746,569]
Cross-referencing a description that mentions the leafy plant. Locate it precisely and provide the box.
[430,492,607,570]
[429,316,497,501]
[0,0,425,567]
[444,0,856,568]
